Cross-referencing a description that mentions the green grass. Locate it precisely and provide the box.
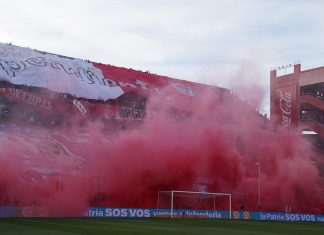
[0,218,323,235]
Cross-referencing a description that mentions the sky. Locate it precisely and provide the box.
[1,0,324,114]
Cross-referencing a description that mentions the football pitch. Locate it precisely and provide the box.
[0,218,323,235]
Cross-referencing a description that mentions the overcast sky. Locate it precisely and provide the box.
[1,0,324,114]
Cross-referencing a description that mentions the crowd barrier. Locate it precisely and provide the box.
[1,206,323,223]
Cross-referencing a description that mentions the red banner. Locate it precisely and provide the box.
[0,87,70,114]
[93,62,218,98]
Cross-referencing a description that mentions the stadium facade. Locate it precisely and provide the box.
[270,63,324,170]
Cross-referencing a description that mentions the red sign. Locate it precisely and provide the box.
[274,85,297,129]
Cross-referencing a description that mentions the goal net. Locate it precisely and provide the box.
[156,190,231,219]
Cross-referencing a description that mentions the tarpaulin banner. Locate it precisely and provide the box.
[17,207,49,217]
[86,208,230,219]
[0,206,17,217]
[0,43,124,101]
[1,206,324,222]
[252,211,324,223]
[93,62,201,98]
[0,87,70,113]
[0,43,230,122]
[86,207,324,223]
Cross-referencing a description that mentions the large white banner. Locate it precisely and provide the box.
[0,43,124,100]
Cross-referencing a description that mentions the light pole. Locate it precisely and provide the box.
[256,161,261,210]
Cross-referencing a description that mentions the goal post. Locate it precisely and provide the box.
[157,190,232,219]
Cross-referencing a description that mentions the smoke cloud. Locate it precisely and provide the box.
[0,84,323,216]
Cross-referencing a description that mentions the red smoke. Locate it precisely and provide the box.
[0,86,323,215]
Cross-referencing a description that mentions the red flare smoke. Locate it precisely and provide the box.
[0,88,323,216]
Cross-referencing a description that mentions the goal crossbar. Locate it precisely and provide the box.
[157,190,232,219]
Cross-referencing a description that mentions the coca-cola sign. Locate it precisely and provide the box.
[279,90,292,127]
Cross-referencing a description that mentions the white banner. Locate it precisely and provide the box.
[0,43,124,100]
